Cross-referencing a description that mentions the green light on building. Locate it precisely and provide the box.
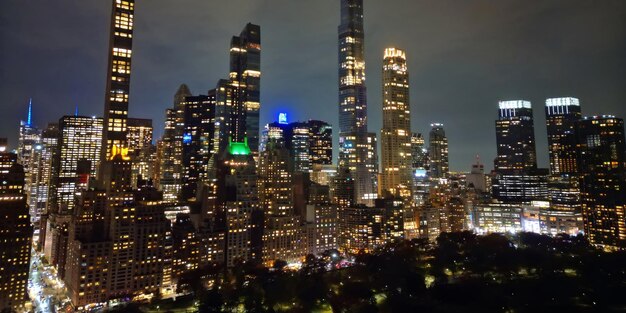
[228,138,252,155]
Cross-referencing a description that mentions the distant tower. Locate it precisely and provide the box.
[337,0,378,205]
[380,48,412,198]
[18,99,41,214]
[467,156,486,192]
[428,123,449,178]
[577,116,626,250]
[102,0,135,161]
[230,23,261,153]
[495,100,537,173]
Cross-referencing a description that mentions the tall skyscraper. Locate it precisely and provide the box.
[230,23,261,153]
[31,123,59,224]
[546,98,582,175]
[18,99,41,211]
[180,95,215,201]
[102,0,135,161]
[577,116,626,250]
[545,97,583,213]
[428,123,449,179]
[0,152,32,312]
[159,85,192,202]
[338,0,378,205]
[380,47,412,197]
[127,117,154,187]
[53,116,103,214]
[495,100,537,173]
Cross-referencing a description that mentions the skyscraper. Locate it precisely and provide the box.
[428,123,449,179]
[338,0,378,205]
[0,152,32,312]
[18,99,41,211]
[230,23,261,153]
[577,116,626,250]
[495,100,537,173]
[127,117,154,187]
[545,97,582,213]
[380,47,412,197]
[102,0,135,161]
[31,123,59,224]
[52,116,103,214]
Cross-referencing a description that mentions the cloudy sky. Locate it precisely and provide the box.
[1,0,625,171]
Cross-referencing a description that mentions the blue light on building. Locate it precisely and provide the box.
[279,113,288,125]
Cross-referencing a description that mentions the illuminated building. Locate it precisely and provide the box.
[411,133,428,170]
[380,48,413,198]
[428,123,449,179]
[259,140,303,266]
[338,0,378,206]
[0,152,32,312]
[52,116,103,214]
[32,124,59,250]
[303,183,338,255]
[311,164,338,186]
[545,98,583,213]
[18,99,41,212]
[159,84,192,202]
[180,95,215,201]
[261,118,333,173]
[229,23,261,153]
[411,133,430,206]
[495,100,537,173]
[330,168,355,208]
[127,117,154,187]
[577,116,626,250]
[338,205,385,254]
[65,149,170,309]
[101,0,135,161]
[205,140,259,267]
[471,203,523,234]
[0,138,6,152]
[492,169,549,203]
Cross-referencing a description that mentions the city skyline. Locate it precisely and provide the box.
[2,0,625,171]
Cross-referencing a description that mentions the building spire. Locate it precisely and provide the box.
[75,104,79,117]
[27,98,32,126]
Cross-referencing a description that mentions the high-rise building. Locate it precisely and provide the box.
[230,23,261,153]
[466,156,487,192]
[258,140,303,266]
[0,152,32,312]
[44,117,102,278]
[180,95,215,201]
[495,100,537,173]
[102,0,135,161]
[380,48,412,198]
[52,116,103,214]
[338,0,378,205]
[18,99,41,211]
[545,97,583,213]
[428,123,449,178]
[546,98,582,175]
[31,123,59,227]
[159,84,192,202]
[577,116,626,250]
[260,119,333,173]
[127,118,154,187]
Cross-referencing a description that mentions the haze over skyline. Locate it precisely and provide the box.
[1,0,625,171]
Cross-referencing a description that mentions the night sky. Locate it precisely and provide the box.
[1,0,625,171]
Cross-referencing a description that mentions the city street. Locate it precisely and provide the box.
[29,251,72,313]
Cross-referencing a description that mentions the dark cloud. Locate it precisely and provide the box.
[1,0,625,171]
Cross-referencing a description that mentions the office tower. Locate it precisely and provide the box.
[545,98,583,212]
[259,140,303,266]
[411,133,430,206]
[428,123,449,178]
[102,0,135,161]
[466,156,487,192]
[261,119,333,173]
[380,48,412,198]
[0,152,32,312]
[492,169,549,203]
[411,133,427,170]
[180,95,215,201]
[230,23,261,153]
[160,84,192,202]
[495,100,537,173]
[31,123,59,231]
[18,99,41,210]
[127,118,154,187]
[53,116,103,214]
[577,116,626,250]
[338,0,378,205]
[330,168,355,208]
